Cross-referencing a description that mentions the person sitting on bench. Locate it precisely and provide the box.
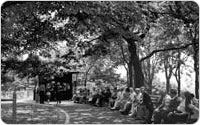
[167,91,199,124]
[111,87,130,110]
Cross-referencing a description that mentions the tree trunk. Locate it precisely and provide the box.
[128,60,133,88]
[177,68,181,96]
[84,72,88,88]
[174,64,181,97]
[119,41,130,86]
[148,80,153,94]
[194,50,199,99]
[127,69,129,86]
[149,65,155,94]
[164,57,173,93]
[191,28,199,99]
[126,38,144,88]
[166,77,170,93]
[164,65,171,93]
[148,60,154,94]
[177,51,181,96]
[142,59,154,94]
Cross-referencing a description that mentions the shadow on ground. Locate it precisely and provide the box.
[1,103,63,124]
[58,103,142,124]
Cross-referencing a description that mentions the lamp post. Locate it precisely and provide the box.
[12,86,17,123]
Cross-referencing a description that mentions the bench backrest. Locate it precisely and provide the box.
[150,95,161,108]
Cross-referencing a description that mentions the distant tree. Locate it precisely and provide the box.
[145,1,199,97]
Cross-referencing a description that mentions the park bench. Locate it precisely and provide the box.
[150,95,199,124]
[150,95,161,109]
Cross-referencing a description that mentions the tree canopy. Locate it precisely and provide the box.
[1,1,199,97]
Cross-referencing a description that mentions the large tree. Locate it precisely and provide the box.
[2,1,198,92]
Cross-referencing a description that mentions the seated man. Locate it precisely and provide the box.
[91,88,100,105]
[152,89,181,124]
[84,89,90,104]
[135,86,154,123]
[95,88,105,106]
[152,92,171,123]
[97,87,112,107]
[103,87,112,106]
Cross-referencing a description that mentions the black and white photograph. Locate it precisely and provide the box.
[1,1,199,124]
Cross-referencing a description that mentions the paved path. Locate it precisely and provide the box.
[55,101,143,124]
[1,100,143,124]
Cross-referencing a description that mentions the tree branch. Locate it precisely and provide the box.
[140,43,196,62]
[119,43,128,64]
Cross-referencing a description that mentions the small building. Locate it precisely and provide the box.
[34,69,83,101]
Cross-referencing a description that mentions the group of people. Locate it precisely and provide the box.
[72,85,199,124]
[72,88,90,104]
[34,81,70,104]
[110,86,154,123]
[152,89,199,124]
[72,87,112,107]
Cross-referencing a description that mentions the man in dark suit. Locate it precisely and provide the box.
[135,86,154,123]
[152,89,181,124]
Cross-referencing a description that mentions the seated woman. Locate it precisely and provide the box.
[88,92,93,104]
[110,87,123,110]
[88,88,96,104]
[152,92,171,123]
[109,87,118,108]
[111,87,130,110]
[129,88,142,117]
[120,87,134,115]
[167,91,199,124]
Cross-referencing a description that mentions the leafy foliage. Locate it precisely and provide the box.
[1,1,199,94]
